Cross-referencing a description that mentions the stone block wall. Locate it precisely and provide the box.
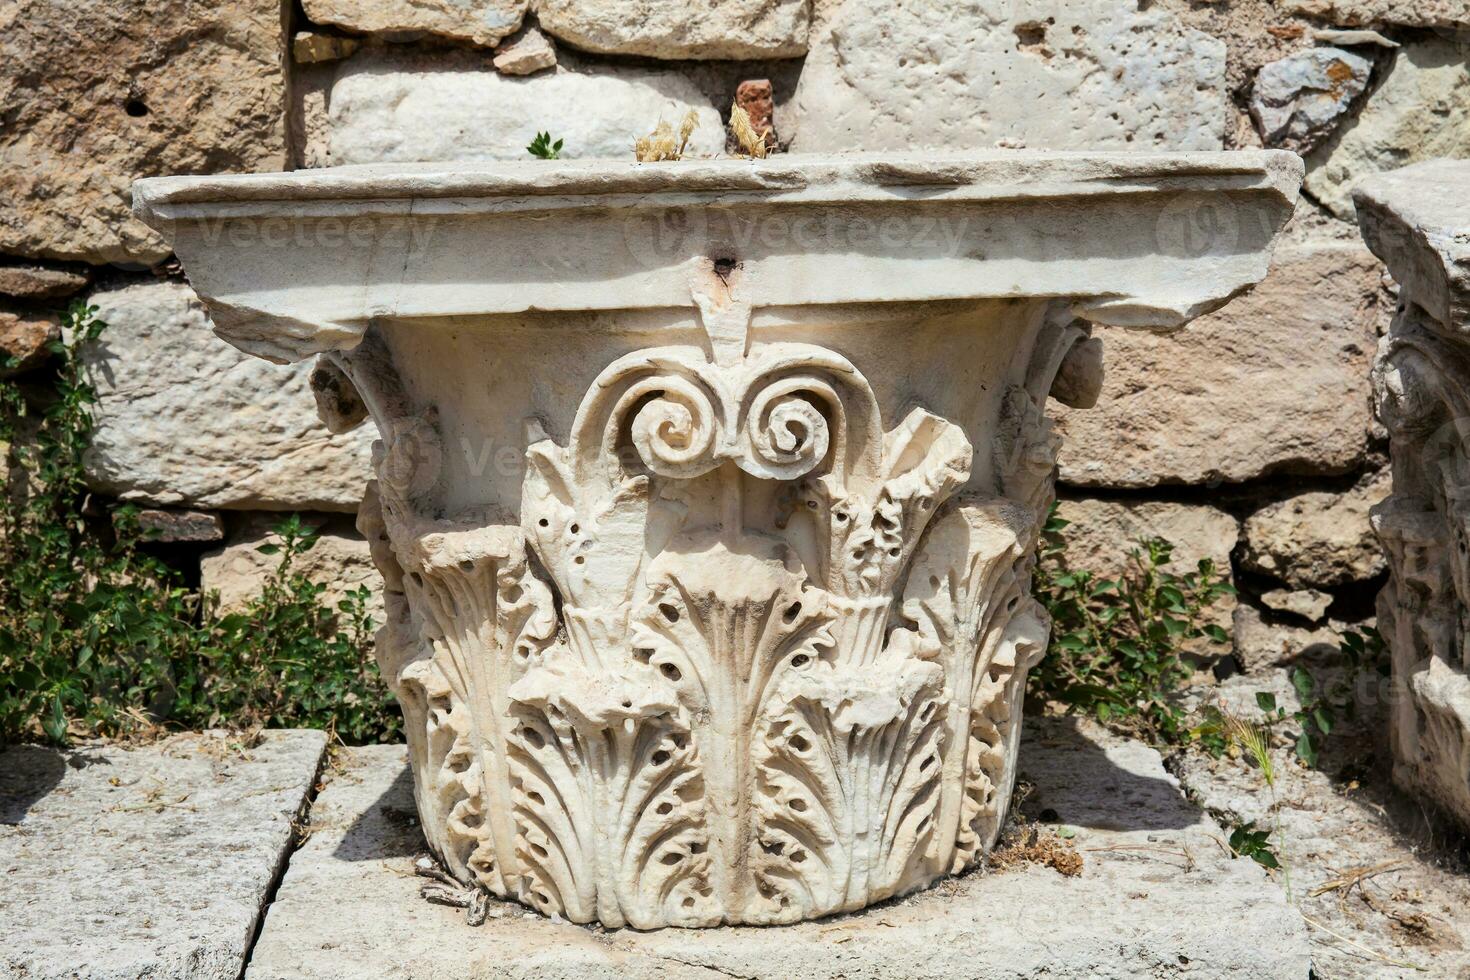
[4,0,1467,666]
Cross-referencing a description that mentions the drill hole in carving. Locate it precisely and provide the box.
[788,734,810,752]
[661,851,683,866]
[656,801,673,815]
[660,663,682,681]
[659,602,680,623]
[522,728,546,749]
[790,654,810,668]
[783,601,801,623]
[789,798,808,812]
[651,750,671,765]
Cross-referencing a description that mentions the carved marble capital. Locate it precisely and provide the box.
[135,152,1298,925]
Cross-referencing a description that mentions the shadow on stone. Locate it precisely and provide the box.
[331,762,425,861]
[1017,714,1198,833]
[0,744,80,825]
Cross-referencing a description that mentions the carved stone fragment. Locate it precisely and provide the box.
[1356,159,1470,831]
[134,152,1298,926]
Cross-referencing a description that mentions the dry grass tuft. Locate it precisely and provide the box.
[634,109,700,162]
[729,103,769,159]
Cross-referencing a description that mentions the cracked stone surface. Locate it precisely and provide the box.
[0,730,327,980]
[245,719,1309,979]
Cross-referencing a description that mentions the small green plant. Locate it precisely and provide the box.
[1228,820,1281,870]
[526,131,564,159]
[1032,507,1236,745]
[0,302,399,746]
[1251,627,1386,768]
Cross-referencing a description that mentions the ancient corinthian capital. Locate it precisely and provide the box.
[135,152,1300,926]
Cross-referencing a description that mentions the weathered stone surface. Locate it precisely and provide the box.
[1231,602,1364,672]
[1054,498,1239,579]
[1261,587,1334,622]
[492,24,556,75]
[0,264,89,301]
[1356,158,1470,331]
[1054,244,1382,487]
[1250,47,1372,154]
[303,0,526,47]
[792,0,1227,152]
[0,310,59,377]
[1311,27,1399,48]
[1358,159,1470,833]
[1284,0,1470,30]
[120,507,226,543]
[0,730,326,980]
[1241,468,1389,588]
[1304,40,1470,219]
[292,31,362,65]
[1175,671,1470,979]
[81,282,374,511]
[246,718,1309,979]
[329,52,725,164]
[536,0,809,59]
[0,0,287,265]
[201,517,383,619]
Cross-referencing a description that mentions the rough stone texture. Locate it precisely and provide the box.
[1250,47,1372,154]
[329,52,726,164]
[0,0,287,265]
[0,730,327,980]
[536,0,809,59]
[0,310,59,377]
[1304,40,1470,220]
[792,0,1227,153]
[1311,28,1399,49]
[122,507,226,543]
[1231,602,1364,672]
[81,282,374,511]
[246,718,1310,979]
[1283,0,1470,30]
[135,151,1298,927]
[1261,587,1334,623]
[303,0,526,47]
[201,517,383,619]
[292,31,361,64]
[1053,498,1239,580]
[1175,671,1470,978]
[1357,160,1470,833]
[1054,244,1383,487]
[0,264,89,301]
[1241,468,1390,588]
[492,24,556,75]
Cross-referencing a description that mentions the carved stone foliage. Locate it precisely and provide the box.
[333,315,1067,927]
[1358,160,1470,831]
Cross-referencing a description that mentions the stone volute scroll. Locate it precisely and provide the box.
[134,151,1301,927]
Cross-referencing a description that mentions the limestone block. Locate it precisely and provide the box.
[1241,467,1390,588]
[135,151,1299,927]
[121,507,226,543]
[1260,587,1334,622]
[1231,602,1363,672]
[1283,0,1470,30]
[0,0,286,265]
[791,0,1227,153]
[1054,244,1382,487]
[244,719,1309,979]
[81,282,374,511]
[293,31,362,65]
[0,264,89,301]
[1250,47,1372,154]
[0,730,327,980]
[1053,498,1239,580]
[201,517,384,621]
[0,310,59,377]
[1304,39,1470,219]
[535,0,810,59]
[329,52,725,164]
[492,25,557,75]
[1357,159,1470,831]
[303,0,527,47]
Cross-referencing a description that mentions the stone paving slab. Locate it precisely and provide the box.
[246,719,1311,979]
[1,730,327,980]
